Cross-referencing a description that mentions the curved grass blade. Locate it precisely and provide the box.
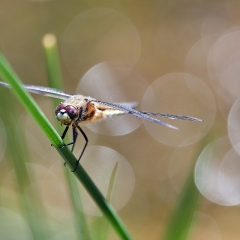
[0,52,133,240]
[0,85,50,239]
[42,33,90,240]
[162,136,212,240]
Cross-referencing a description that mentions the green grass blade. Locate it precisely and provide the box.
[162,137,213,240]
[0,52,133,240]
[42,33,64,105]
[106,162,119,202]
[162,166,199,240]
[0,80,50,239]
[0,54,62,147]
[54,146,133,240]
[42,33,90,240]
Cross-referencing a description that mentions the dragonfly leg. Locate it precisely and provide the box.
[60,125,78,151]
[60,125,71,148]
[61,125,69,140]
[60,125,77,167]
[71,125,78,152]
[59,125,69,166]
[72,125,88,172]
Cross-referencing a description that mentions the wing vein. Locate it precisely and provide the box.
[97,100,178,130]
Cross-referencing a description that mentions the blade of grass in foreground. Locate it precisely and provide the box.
[42,33,90,240]
[0,83,50,240]
[162,165,199,240]
[0,52,133,240]
[162,137,212,240]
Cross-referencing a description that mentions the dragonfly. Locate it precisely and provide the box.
[0,81,203,171]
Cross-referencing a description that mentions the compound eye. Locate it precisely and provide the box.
[65,105,78,119]
[56,103,65,112]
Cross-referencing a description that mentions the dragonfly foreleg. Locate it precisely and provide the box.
[61,125,69,140]
[60,125,71,149]
[60,125,78,152]
[71,125,78,152]
[72,125,88,172]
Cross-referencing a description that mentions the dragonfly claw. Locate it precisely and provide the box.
[60,144,67,149]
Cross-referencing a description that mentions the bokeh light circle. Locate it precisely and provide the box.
[185,37,211,81]
[189,212,221,240]
[77,61,149,136]
[211,30,240,79]
[142,73,215,146]
[228,97,240,155]
[208,29,240,104]
[26,176,73,223]
[194,137,240,206]
[76,146,135,216]
[62,8,141,78]
[1,163,74,223]
[0,208,33,239]
[201,9,231,39]
[218,147,240,206]
[168,143,200,194]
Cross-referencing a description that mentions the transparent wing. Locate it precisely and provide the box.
[97,100,179,129]
[0,81,203,127]
[139,111,203,122]
[0,81,72,100]
[116,102,138,109]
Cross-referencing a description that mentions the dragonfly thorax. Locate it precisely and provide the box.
[55,103,79,125]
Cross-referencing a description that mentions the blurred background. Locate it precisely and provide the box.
[1,0,240,239]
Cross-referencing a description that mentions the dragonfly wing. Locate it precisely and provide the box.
[94,102,138,119]
[116,102,138,109]
[0,81,71,100]
[22,85,72,100]
[139,111,204,122]
[96,100,178,129]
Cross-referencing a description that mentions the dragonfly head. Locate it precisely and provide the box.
[55,103,79,125]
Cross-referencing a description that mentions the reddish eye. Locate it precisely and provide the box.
[56,103,65,111]
[65,105,78,119]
